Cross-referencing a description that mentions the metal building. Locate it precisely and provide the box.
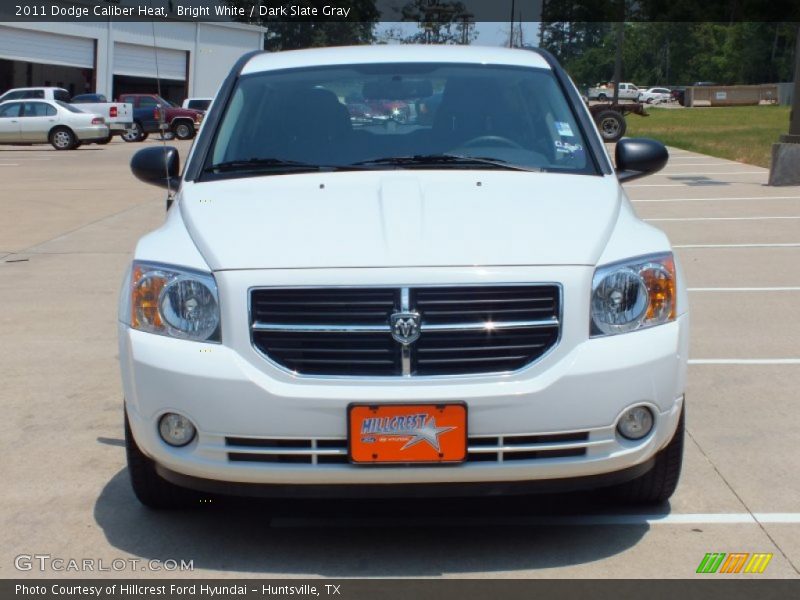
[0,17,264,103]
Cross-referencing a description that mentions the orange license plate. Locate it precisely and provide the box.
[348,403,467,464]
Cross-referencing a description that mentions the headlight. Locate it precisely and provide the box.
[130,261,220,342]
[591,253,676,336]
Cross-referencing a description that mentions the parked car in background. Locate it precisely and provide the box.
[588,82,641,101]
[637,87,672,104]
[0,86,71,103]
[118,93,203,141]
[0,99,108,149]
[122,45,686,510]
[0,87,132,143]
[670,87,686,106]
[68,92,133,142]
[182,97,212,113]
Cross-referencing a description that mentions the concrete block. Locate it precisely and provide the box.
[768,142,800,186]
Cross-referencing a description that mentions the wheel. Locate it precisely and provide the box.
[646,98,654,104]
[73,142,82,149]
[96,134,112,145]
[172,121,195,140]
[606,408,685,505]
[125,409,199,509]
[49,127,76,150]
[597,93,608,102]
[121,122,144,143]
[594,109,627,142]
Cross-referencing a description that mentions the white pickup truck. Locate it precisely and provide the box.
[587,82,641,101]
[0,87,132,141]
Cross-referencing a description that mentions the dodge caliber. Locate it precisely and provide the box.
[120,46,688,508]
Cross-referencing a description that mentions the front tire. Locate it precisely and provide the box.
[172,121,195,140]
[606,408,684,505]
[125,410,199,509]
[49,127,76,150]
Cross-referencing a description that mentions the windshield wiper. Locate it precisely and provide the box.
[204,158,323,173]
[204,158,381,175]
[352,154,541,172]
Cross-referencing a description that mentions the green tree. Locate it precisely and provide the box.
[395,0,477,45]
[226,1,379,51]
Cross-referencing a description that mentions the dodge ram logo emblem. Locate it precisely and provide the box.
[390,312,421,345]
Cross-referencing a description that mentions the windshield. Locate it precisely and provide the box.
[204,63,595,178]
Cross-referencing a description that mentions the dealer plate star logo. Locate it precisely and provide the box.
[400,416,456,452]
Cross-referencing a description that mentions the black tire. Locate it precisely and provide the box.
[595,109,627,142]
[597,93,608,101]
[172,121,195,140]
[96,134,112,145]
[606,408,685,505]
[49,127,76,150]
[121,122,144,143]
[125,410,199,509]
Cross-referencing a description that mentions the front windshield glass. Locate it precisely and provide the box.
[205,62,595,177]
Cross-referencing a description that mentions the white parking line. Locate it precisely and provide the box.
[652,171,766,176]
[0,164,19,167]
[674,243,800,248]
[270,513,800,527]
[688,287,800,292]
[689,359,800,365]
[646,216,800,222]
[626,184,690,188]
[664,163,742,167]
[632,196,800,203]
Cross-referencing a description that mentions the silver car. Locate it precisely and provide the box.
[0,99,110,150]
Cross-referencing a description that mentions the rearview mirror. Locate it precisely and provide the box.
[131,146,181,190]
[615,138,668,182]
[362,79,434,100]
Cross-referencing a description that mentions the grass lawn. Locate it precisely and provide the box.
[625,105,790,168]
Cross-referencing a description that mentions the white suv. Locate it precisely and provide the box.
[120,45,688,508]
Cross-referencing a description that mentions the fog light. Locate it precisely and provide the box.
[617,406,654,440]
[158,413,196,447]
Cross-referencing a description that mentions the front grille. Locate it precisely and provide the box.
[250,285,560,377]
[225,431,589,464]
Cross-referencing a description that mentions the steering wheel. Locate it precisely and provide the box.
[458,135,524,150]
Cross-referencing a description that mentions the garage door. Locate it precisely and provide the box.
[113,42,186,81]
[0,25,94,68]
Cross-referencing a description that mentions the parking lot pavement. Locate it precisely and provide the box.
[1,141,799,579]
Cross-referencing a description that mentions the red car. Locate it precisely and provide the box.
[118,93,203,140]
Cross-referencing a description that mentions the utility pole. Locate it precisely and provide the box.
[612,22,623,104]
[508,0,516,48]
[768,26,800,185]
[782,30,800,143]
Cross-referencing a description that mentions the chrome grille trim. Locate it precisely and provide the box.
[251,316,560,334]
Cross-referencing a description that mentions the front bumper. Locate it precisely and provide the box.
[120,307,688,490]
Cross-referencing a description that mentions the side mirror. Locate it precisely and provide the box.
[615,138,668,182]
[131,146,181,190]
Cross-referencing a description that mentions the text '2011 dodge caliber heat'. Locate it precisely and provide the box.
[120,45,688,508]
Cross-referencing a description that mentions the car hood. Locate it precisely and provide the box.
[180,171,622,271]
